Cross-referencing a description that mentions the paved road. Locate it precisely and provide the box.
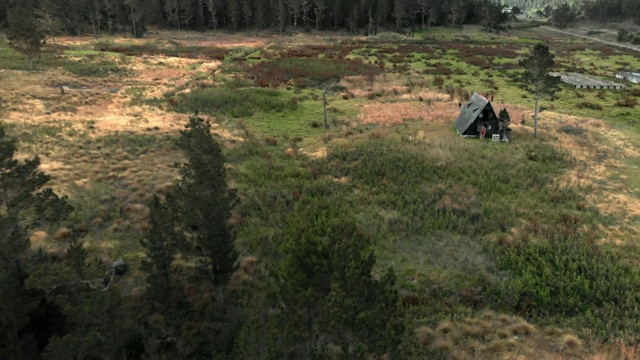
[539,26,640,53]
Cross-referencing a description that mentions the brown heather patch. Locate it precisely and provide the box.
[54,227,72,241]
[90,217,104,227]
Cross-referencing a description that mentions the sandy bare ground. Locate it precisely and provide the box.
[358,101,455,125]
[0,54,216,136]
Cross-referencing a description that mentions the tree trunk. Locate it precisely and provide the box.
[307,307,313,358]
[215,285,224,306]
[51,35,58,56]
[47,17,59,56]
[323,90,329,129]
[28,56,34,70]
[534,93,539,139]
[130,5,137,38]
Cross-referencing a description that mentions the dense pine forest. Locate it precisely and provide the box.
[1,0,639,37]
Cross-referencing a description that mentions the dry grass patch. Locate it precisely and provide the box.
[341,73,422,98]
[593,341,639,360]
[416,311,592,359]
[358,101,457,126]
[560,334,583,352]
[29,231,48,249]
[415,326,436,345]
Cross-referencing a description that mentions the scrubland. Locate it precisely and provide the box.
[1,25,639,358]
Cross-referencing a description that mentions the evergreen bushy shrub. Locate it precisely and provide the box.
[493,234,640,341]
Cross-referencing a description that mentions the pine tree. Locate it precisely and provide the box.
[519,43,561,139]
[498,108,512,140]
[36,0,61,56]
[264,204,403,359]
[124,0,147,38]
[0,123,72,359]
[449,0,467,29]
[174,116,238,305]
[6,5,45,70]
[550,3,576,29]
[276,0,287,32]
[58,0,88,35]
[140,194,181,304]
[416,0,431,29]
[103,0,120,35]
[179,0,195,29]
[0,2,7,27]
[324,223,403,358]
[314,0,327,30]
[277,209,335,358]
[254,0,269,29]
[165,0,181,29]
[241,0,252,29]
[207,0,219,29]
[392,0,407,29]
[375,0,389,28]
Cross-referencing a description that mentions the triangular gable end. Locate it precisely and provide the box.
[454,93,493,136]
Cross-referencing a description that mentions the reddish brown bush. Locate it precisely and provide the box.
[265,137,278,146]
[433,75,444,89]
[615,97,637,108]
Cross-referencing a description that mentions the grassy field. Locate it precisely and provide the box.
[1,26,640,358]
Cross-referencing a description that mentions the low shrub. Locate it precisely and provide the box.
[492,234,640,341]
[576,101,603,110]
[560,125,587,136]
[265,137,278,146]
[615,97,637,108]
[617,29,632,42]
[433,76,445,89]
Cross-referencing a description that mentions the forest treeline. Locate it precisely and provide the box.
[0,0,638,38]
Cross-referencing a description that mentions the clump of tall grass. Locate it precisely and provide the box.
[168,88,297,118]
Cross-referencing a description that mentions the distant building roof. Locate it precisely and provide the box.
[550,72,626,90]
[617,71,640,84]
